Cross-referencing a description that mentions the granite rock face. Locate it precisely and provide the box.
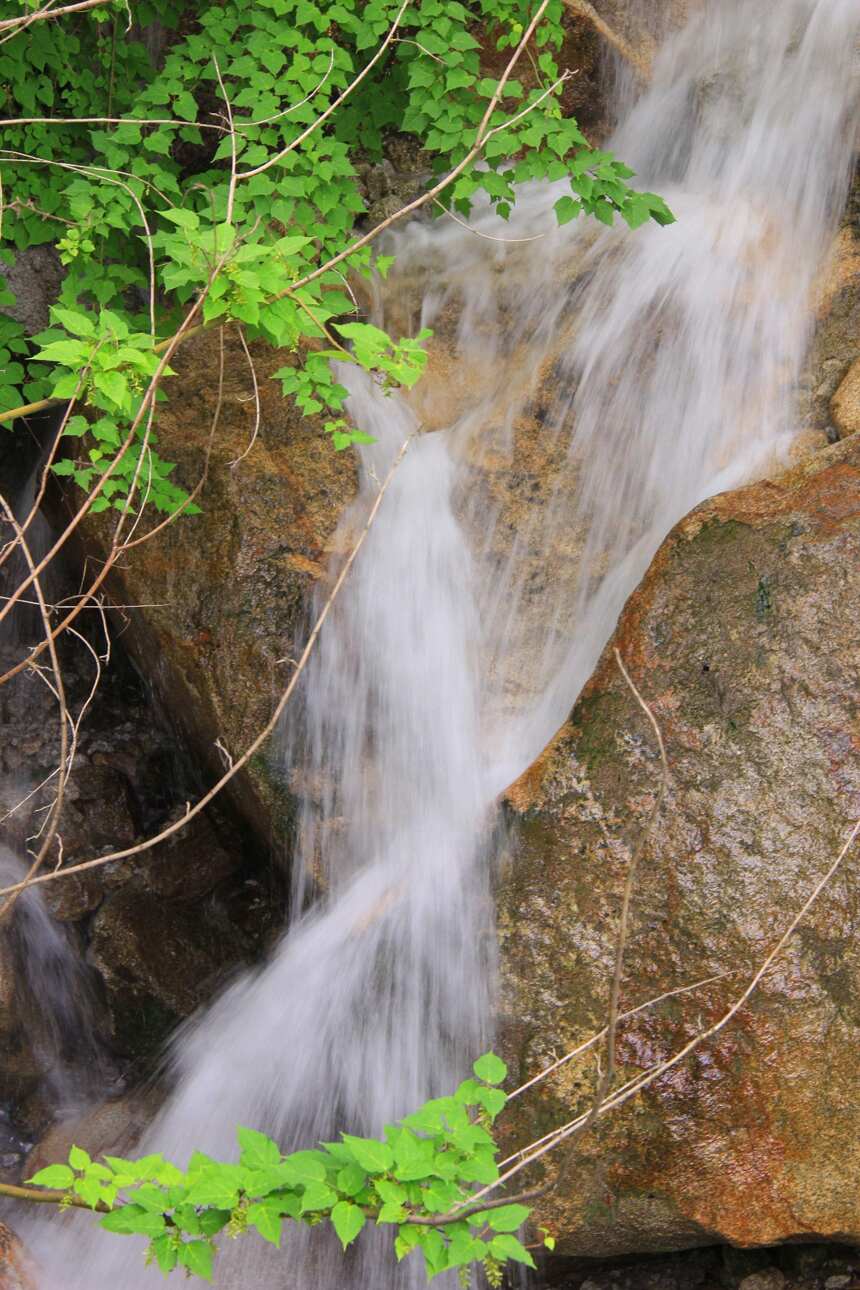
[0,1224,34,1290]
[499,435,860,1257]
[67,326,358,847]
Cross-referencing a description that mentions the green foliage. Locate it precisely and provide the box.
[28,1052,553,1282]
[0,0,673,515]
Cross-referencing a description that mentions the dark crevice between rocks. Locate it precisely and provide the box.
[541,1242,860,1290]
[0,414,288,1182]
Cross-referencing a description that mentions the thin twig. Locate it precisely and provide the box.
[504,972,724,1105]
[454,815,860,1212]
[236,0,411,181]
[227,328,261,468]
[0,498,69,923]
[0,436,413,902]
[0,0,113,33]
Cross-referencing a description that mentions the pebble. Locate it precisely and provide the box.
[738,1271,786,1290]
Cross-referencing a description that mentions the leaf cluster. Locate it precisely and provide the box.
[0,0,674,514]
[29,1052,552,1283]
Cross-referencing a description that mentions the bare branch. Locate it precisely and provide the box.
[227,327,261,468]
[0,0,114,35]
[504,972,724,1107]
[0,435,414,902]
[235,0,411,182]
[458,815,860,1210]
[0,496,69,923]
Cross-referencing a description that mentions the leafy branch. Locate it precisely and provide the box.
[8,1053,547,1284]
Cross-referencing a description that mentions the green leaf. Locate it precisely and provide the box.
[477,1203,531,1232]
[178,1239,214,1281]
[279,1151,328,1187]
[374,1179,407,1205]
[198,1209,231,1236]
[31,339,87,365]
[184,1174,241,1210]
[237,1127,281,1171]
[100,1205,167,1237]
[246,1203,282,1247]
[330,1201,366,1250]
[68,1145,91,1170]
[299,1181,338,1213]
[554,195,581,226]
[94,370,129,408]
[416,1228,448,1279]
[341,1135,394,1174]
[28,1165,74,1189]
[473,1053,508,1085]
[489,1233,536,1268]
[337,1163,367,1196]
[49,307,95,337]
[476,1085,507,1118]
[150,1234,178,1274]
[73,1176,109,1209]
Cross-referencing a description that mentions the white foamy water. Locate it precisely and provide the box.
[0,469,108,1122]
[24,0,859,1285]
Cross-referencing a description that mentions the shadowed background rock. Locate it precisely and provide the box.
[499,434,860,1256]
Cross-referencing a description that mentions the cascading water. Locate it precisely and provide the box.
[23,0,859,1284]
[0,463,109,1150]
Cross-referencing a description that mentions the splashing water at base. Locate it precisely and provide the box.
[24,0,859,1285]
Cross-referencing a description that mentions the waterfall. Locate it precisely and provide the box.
[0,466,109,1144]
[24,0,859,1285]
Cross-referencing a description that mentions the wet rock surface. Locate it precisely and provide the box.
[830,357,860,440]
[0,506,282,1145]
[549,1244,860,1290]
[62,326,358,848]
[499,434,860,1256]
[801,167,860,444]
[0,1223,35,1290]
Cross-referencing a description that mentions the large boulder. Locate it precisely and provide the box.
[498,434,860,1257]
[830,357,860,440]
[65,327,358,845]
[0,1224,34,1290]
[800,169,860,445]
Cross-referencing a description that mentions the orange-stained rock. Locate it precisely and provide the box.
[498,434,860,1257]
[0,1223,35,1290]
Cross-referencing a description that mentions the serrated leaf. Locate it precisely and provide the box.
[476,1085,506,1118]
[279,1150,328,1187]
[237,1126,281,1171]
[337,1163,366,1196]
[299,1182,337,1213]
[28,1165,74,1189]
[331,1200,365,1249]
[477,1203,531,1232]
[150,1234,178,1273]
[246,1203,282,1247]
[489,1233,536,1268]
[31,340,87,365]
[49,307,95,337]
[341,1135,394,1174]
[68,1145,92,1171]
[100,1204,166,1237]
[73,1176,107,1209]
[473,1053,508,1085]
[554,195,581,226]
[178,1239,214,1281]
[184,1174,241,1210]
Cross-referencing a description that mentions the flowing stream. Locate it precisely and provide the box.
[24,0,860,1284]
[0,468,108,1157]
